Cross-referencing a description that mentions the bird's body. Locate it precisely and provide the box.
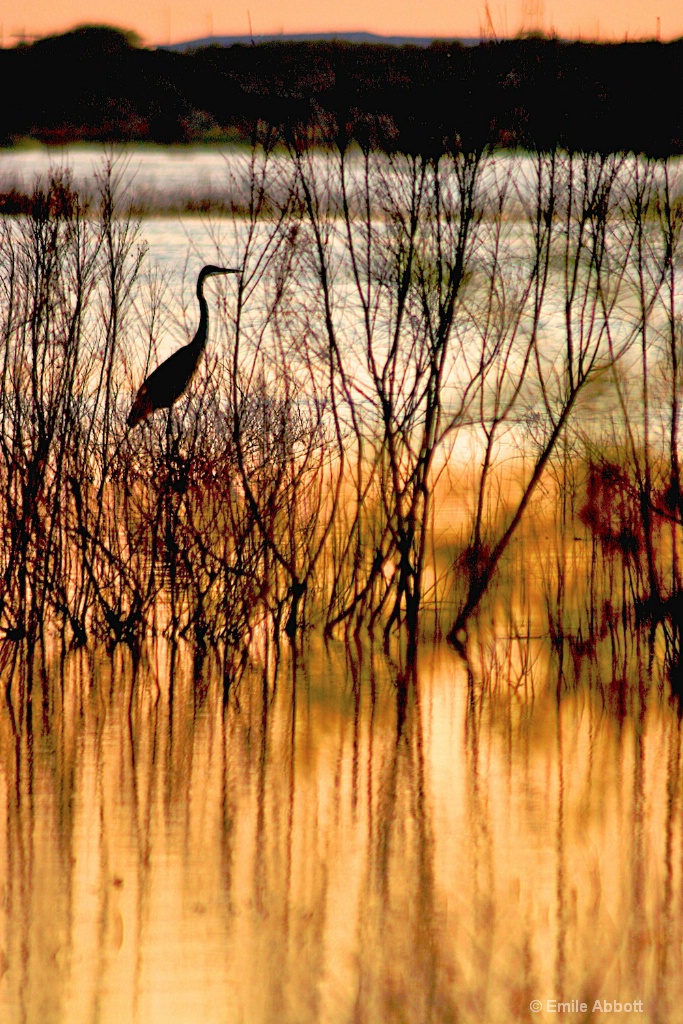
[127,265,239,429]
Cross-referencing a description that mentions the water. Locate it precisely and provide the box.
[1,637,680,1024]
[0,144,246,209]
[0,144,682,1023]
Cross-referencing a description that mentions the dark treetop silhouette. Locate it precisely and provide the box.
[127,265,240,428]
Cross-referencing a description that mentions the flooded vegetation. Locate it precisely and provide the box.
[1,143,683,1020]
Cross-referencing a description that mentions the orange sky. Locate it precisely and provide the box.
[2,0,678,47]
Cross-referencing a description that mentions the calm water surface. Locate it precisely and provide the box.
[0,635,681,1023]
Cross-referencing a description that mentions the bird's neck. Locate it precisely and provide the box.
[193,290,209,354]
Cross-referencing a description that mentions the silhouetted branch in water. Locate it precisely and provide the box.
[447,151,642,642]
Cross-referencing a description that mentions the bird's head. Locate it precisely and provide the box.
[197,264,241,298]
[200,264,240,281]
[196,264,241,296]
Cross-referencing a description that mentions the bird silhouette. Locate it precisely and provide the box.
[127,264,240,429]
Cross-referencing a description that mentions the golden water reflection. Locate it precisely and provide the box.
[0,636,681,1023]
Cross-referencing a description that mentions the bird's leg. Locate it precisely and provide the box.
[165,407,173,451]
[163,407,179,634]
[162,408,173,498]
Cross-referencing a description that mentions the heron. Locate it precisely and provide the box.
[127,264,240,429]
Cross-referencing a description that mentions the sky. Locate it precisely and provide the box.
[2,0,679,48]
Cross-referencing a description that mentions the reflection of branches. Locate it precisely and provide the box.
[355,653,454,1022]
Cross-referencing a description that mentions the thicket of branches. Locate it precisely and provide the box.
[1,143,682,678]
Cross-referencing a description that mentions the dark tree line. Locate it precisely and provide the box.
[1,25,683,154]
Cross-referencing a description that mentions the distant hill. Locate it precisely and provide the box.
[164,32,481,51]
